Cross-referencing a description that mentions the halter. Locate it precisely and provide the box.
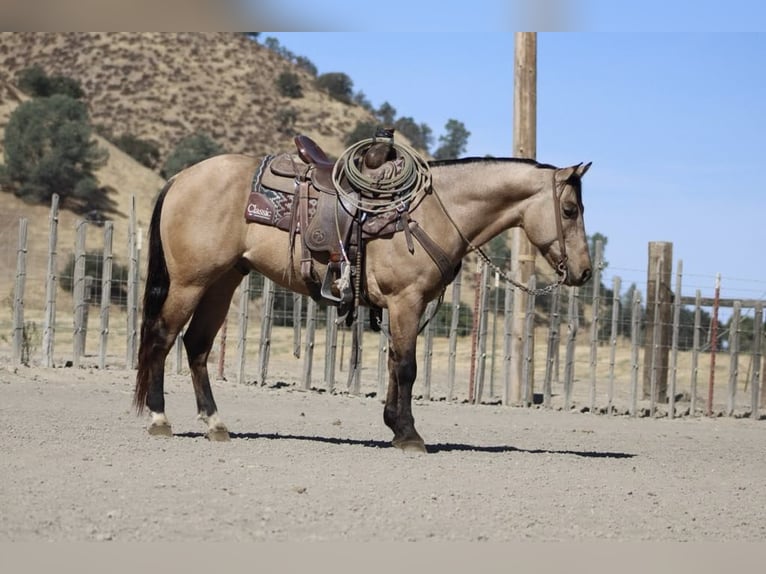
[433,168,569,296]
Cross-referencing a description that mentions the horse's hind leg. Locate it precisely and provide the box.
[183,268,244,441]
[138,285,203,436]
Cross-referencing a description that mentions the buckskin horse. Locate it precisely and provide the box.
[133,135,593,452]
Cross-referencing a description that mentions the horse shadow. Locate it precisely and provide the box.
[174,431,635,459]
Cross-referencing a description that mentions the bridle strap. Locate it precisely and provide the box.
[550,170,569,276]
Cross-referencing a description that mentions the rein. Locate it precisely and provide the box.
[432,169,569,296]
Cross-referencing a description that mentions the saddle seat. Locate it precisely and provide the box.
[294,134,336,192]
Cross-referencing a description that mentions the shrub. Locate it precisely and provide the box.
[114,134,161,169]
[276,71,303,98]
[315,72,353,104]
[16,65,85,99]
[275,107,299,134]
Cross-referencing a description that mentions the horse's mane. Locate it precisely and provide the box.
[428,157,559,170]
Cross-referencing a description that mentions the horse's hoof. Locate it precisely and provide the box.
[392,438,427,454]
[148,423,173,437]
[206,428,231,442]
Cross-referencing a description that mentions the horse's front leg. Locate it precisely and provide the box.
[384,302,427,453]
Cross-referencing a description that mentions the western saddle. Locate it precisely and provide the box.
[245,132,457,323]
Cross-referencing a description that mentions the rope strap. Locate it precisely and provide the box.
[332,138,432,214]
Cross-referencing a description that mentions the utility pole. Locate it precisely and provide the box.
[507,32,537,405]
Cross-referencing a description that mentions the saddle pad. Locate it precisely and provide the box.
[245,155,317,231]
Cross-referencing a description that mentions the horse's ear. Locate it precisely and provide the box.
[576,162,592,178]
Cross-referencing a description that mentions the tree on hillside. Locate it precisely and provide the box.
[113,133,161,169]
[277,71,303,98]
[16,65,85,99]
[433,119,470,160]
[393,117,433,153]
[375,102,397,126]
[315,72,354,104]
[161,132,223,179]
[2,94,108,210]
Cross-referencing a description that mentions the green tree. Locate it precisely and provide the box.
[114,133,161,169]
[276,71,303,98]
[294,56,318,77]
[393,117,433,153]
[375,101,397,125]
[2,95,108,207]
[433,119,470,160]
[16,65,85,99]
[161,132,223,179]
[315,72,354,104]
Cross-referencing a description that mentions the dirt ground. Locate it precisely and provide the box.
[1,361,765,543]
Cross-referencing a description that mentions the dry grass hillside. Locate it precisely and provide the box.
[0,32,376,159]
[0,32,384,306]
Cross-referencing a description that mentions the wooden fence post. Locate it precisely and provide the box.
[257,277,275,385]
[469,260,482,403]
[126,196,138,369]
[648,256,663,416]
[726,301,741,416]
[98,222,113,370]
[72,220,87,368]
[325,306,338,392]
[12,218,28,367]
[422,299,437,401]
[643,242,672,402]
[236,273,251,385]
[292,293,302,359]
[607,276,622,413]
[447,266,463,402]
[708,274,721,416]
[543,284,561,408]
[521,275,536,407]
[377,308,389,401]
[302,297,317,390]
[489,272,501,398]
[42,194,59,367]
[502,277,515,405]
[564,287,579,410]
[217,317,228,380]
[691,290,702,415]
[473,262,491,404]
[348,317,363,395]
[752,302,763,418]
[630,289,642,417]
[588,239,603,413]
[669,260,683,418]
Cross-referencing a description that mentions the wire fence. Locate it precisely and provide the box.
[2,196,764,420]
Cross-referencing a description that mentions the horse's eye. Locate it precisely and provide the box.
[562,203,578,219]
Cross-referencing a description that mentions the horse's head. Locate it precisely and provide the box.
[523,162,593,287]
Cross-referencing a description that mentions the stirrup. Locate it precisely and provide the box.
[320,261,352,305]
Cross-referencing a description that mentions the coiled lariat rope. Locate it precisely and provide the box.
[332,138,432,214]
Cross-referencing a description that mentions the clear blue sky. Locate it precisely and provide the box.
[258,12,766,308]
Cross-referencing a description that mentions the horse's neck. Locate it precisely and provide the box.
[427,161,545,253]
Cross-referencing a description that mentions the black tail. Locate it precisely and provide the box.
[133,179,173,413]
